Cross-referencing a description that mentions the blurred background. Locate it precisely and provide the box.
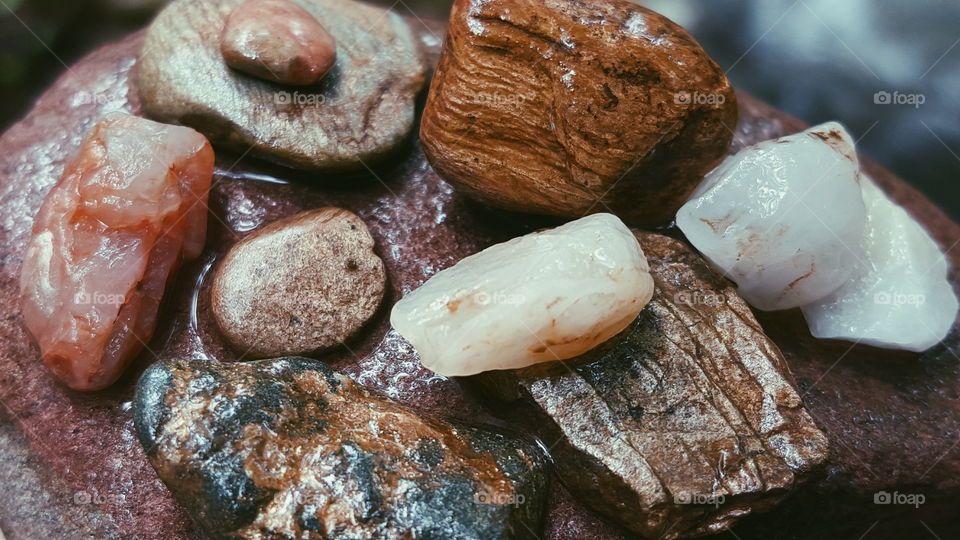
[2,0,957,219]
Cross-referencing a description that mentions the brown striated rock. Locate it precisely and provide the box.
[211,208,386,358]
[221,0,337,86]
[138,0,427,171]
[133,357,549,539]
[479,232,829,538]
[421,0,737,226]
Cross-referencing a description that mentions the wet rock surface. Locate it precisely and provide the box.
[677,122,867,312]
[133,357,548,539]
[1,22,960,540]
[421,0,737,226]
[19,112,214,391]
[138,0,427,171]
[211,208,385,359]
[390,213,654,377]
[478,232,829,538]
[221,0,337,86]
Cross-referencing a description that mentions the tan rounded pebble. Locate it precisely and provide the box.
[211,208,386,358]
[220,0,337,86]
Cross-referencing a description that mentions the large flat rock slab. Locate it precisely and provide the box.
[138,0,428,171]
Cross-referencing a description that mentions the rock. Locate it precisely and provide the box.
[420,0,737,226]
[221,0,337,86]
[677,119,959,353]
[676,122,868,311]
[133,357,549,539]
[802,175,959,352]
[138,0,427,171]
[390,213,654,377]
[478,232,829,539]
[18,112,214,391]
[211,208,385,358]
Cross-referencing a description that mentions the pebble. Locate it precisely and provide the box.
[211,208,386,358]
[19,112,214,391]
[132,357,549,538]
[390,213,654,377]
[420,0,737,226]
[802,175,959,352]
[676,122,868,311]
[221,0,337,86]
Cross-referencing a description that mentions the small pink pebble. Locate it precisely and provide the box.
[19,113,215,391]
[221,0,337,86]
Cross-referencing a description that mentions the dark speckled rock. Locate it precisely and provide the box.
[133,357,548,539]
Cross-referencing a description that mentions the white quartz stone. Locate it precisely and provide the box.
[802,176,958,352]
[390,213,655,377]
[676,122,868,311]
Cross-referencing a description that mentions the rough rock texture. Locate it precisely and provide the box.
[220,0,337,86]
[139,0,427,171]
[479,232,829,538]
[211,208,385,359]
[19,112,214,391]
[134,357,549,539]
[1,22,960,540]
[421,0,737,226]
